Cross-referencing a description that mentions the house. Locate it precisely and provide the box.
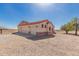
[18,19,55,36]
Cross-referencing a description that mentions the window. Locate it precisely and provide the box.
[49,27,51,31]
[45,25,47,28]
[42,24,43,28]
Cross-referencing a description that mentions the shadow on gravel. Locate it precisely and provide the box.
[63,33,79,36]
[12,32,55,41]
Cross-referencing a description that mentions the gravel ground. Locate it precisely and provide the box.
[0,32,79,56]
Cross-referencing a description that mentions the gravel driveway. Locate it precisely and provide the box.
[0,32,79,56]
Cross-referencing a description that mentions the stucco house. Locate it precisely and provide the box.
[18,19,55,36]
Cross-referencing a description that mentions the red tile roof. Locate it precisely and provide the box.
[18,21,29,26]
[30,20,49,25]
[18,20,49,26]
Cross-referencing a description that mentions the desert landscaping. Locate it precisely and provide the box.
[0,31,79,56]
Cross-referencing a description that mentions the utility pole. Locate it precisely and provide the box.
[75,18,78,35]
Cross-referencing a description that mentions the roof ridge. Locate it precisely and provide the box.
[18,19,49,26]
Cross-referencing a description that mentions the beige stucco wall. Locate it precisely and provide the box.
[18,21,54,35]
[47,22,54,32]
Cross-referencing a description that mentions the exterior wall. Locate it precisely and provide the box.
[18,21,55,36]
[18,26,30,33]
[47,23,54,32]
[47,23,54,35]
[30,22,48,35]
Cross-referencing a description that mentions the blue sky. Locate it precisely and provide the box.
[0,3,79,29]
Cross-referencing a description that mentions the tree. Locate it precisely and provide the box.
[61,24,68,34]
[61,18,76,34]
[73,17,78,35]
[70,17,78,35]
[61,23,73,34]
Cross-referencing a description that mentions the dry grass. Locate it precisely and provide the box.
[0,31,79,56]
